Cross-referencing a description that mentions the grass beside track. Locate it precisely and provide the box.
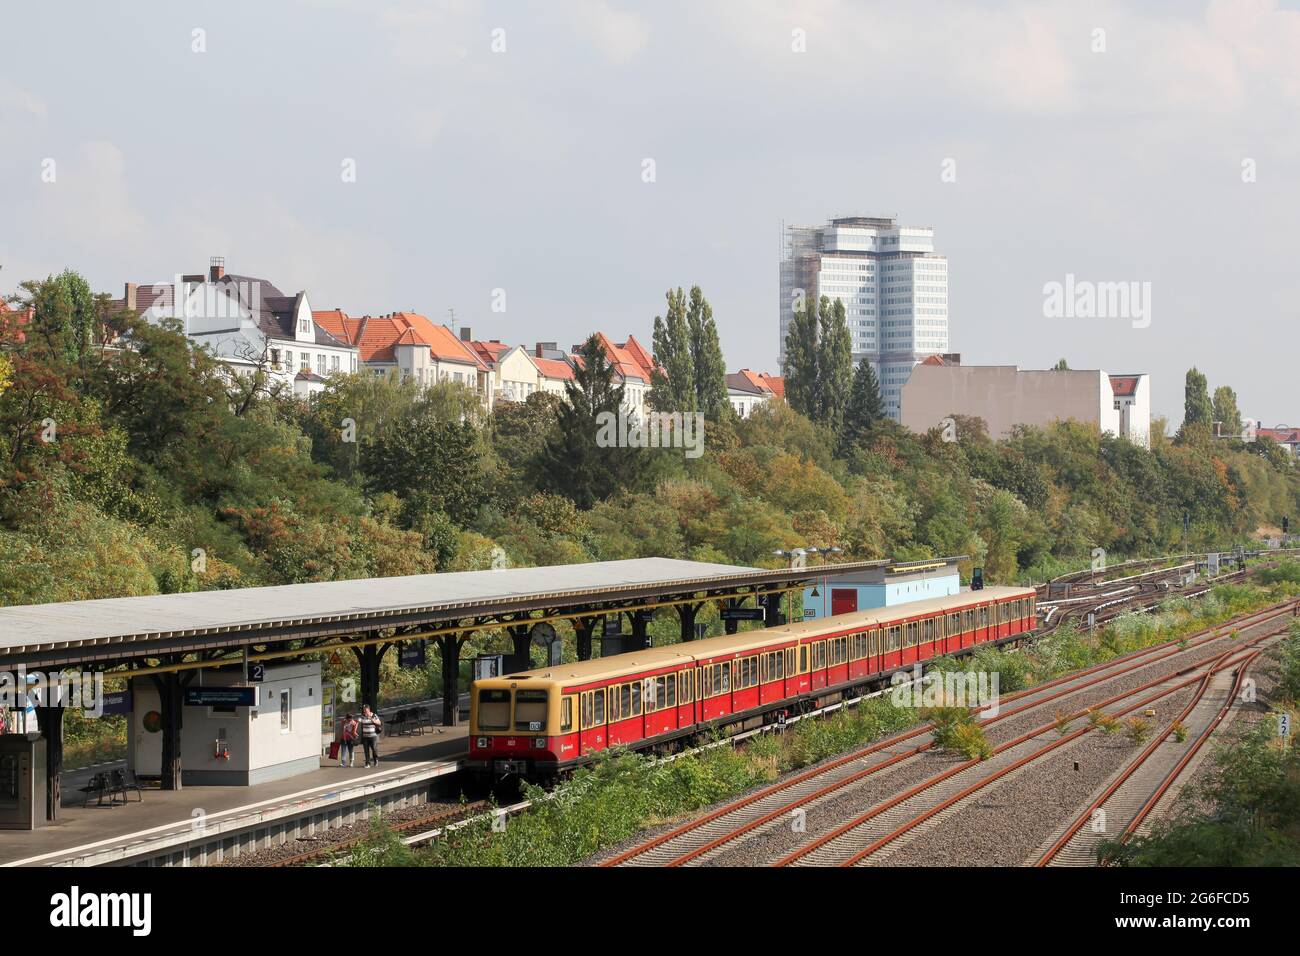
[342,566,1300,867]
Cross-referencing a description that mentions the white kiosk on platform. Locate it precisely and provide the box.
[128,662,322,786]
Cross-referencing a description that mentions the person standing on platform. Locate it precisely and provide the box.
[339,713,359,767]
[357,705,383,767]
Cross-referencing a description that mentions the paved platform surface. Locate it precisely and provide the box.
[0,726,468,866]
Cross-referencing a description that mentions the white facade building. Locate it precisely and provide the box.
[780,216,948,419]
[128,662,322,785]
[126,259,357,398]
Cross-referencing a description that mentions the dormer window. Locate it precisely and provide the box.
[299,317,311,334]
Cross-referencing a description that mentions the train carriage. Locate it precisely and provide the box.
[470,585,1036,779]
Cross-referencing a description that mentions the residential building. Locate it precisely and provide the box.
[312,309,490,404]
[572,333,655,413]
[529,343,576,398]
[900,357,1151,448]
[1257,425,1300,456]
[0,300,32,344]
[780,215,948,419]
[125,258,358,398]
[726,369,783,418]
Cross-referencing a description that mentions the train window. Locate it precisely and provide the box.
[787,648,796,675]
[514,690,548,731]
[681,670,693,703]
[890,626,901,651]
[655,676,668,709]
[716,662,729,694]
[593,688,606,724]
[799,645,808,672]
[643,678,657,713]
[761,653,769,683]
[581,693,592,729]
[561,698,574,733]
[666,674,677,708]
[630,681,642,716]
[477,689,510,731]
[923,618,934,641]
[615,684,631,720]
[775,650,784,680]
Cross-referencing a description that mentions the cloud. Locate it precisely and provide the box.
[567,0,650,64]
[0,77,47,121]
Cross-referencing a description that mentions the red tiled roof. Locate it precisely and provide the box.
[313,310,485,369]
[760,373,784,398]
[619,334,656,381]
[534,356,575,381]
[1109,375,1140,397]
[727,368,778,396]
[469,340,510,366]
[591,332,651,383]
[1259,427,1300,445]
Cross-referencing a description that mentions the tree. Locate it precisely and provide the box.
[685,286,729,420]
[22,269,98,367]
[1212,385,1242,439]
[1183,367,1213,429]
[1052,358,1069,370]
[816,296,853,432]
[536,335,635,509]
[838,357,885,455]
[782,297,819,418]
[649,288,695,413]
[364,409,488,525]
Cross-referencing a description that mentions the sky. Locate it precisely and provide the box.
[2,0,1298,427]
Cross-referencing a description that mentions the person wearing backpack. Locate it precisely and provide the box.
[357,705,383,767]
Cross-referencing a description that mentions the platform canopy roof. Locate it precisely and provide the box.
[0,557,889,669]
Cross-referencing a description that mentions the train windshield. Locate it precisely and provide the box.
[515,689,549,731]
[477,689,510,730]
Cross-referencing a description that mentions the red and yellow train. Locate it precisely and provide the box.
[469,585,1036,778]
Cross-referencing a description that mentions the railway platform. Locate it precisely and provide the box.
[0,727,469,867]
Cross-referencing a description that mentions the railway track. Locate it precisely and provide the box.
[261,799,490,867]
[785,640,1267,868]
[1033,644,1263,867]
[599,598,1297,868]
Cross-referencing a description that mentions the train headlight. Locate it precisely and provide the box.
[533,737,547,749]
[476,737,488,748]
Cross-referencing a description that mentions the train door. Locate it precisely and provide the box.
[579,688,608,755]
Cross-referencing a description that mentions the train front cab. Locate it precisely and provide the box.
[469,677,573,777]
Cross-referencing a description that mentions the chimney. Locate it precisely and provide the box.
[209,256,226,281]
[535,341,556,358]
[459,326,472,342]
[124,282,138,311]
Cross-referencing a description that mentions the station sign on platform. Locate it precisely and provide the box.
[183,687,257,708]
